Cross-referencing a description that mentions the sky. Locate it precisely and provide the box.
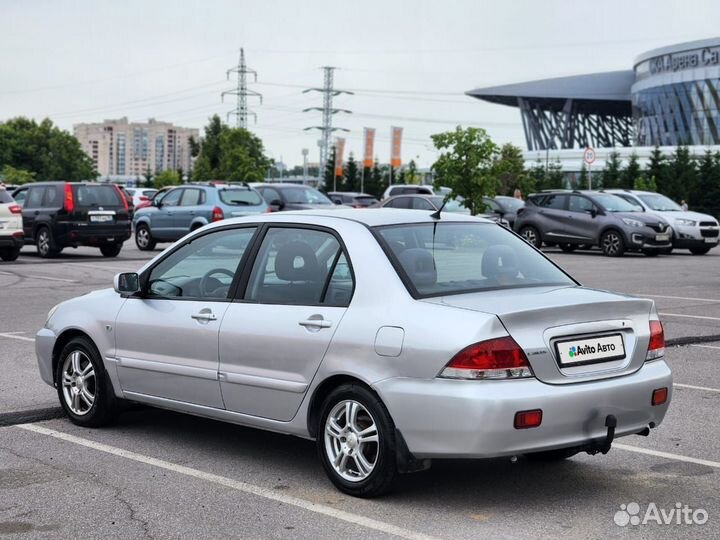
[2,0,719,168]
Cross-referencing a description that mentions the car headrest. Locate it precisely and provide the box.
[275,241,321,281]
[482,245,519,279]
[398,248,437,288]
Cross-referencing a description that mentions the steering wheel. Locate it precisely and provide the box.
[199,268,236,298]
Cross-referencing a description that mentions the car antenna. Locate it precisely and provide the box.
[430,200,447,220]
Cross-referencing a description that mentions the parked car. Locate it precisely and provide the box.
[255,183,336,211]
[327,192,378,208]
[36,209,671,497]
[135,186,172,211]
[0,187,23,261]
[125,187,158,208]
[381,184,433,200]
[119,187,135,220]
[377,194,510,226]
[605,189,719,255]
[514,190,672,257]
[482,196,525,229]
[11,182,131,258]
[133,183,268,250]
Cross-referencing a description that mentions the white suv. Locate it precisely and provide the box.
[0,187,24,261]
[607,189,719,255]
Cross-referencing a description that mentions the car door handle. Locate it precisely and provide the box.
[299,319,332,329]
[191,310,217,322]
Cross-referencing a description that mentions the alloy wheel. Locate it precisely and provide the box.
[61,350,96,416]
[324,400,380,482]
[136,227,150,249]
[603,232,621,255]
[522,228,537,245]
[37,230,50,257]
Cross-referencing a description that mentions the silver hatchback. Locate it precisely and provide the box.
[35,209,672,497]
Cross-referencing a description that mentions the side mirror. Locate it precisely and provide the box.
[269,199,283,210]
[114,272,140,296]
[333,199,343,205]
[586,208,597,218]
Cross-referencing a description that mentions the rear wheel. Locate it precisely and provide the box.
[600,230,625,257]
[690,246,711,255]
[559,243,576,253]
[0,246,21,261]
[100,243,122,258]
[36,227,60,258]
[317,384,398,498]
[519,226,542,248]
[135,224,156,251]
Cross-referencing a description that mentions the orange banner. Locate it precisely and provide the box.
[334,137,346,177]
[390,126,402,168]
[363,128,375,168]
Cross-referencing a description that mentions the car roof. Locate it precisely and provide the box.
[255,183,317,189]
[328,191,373,197]
[385,193,441,199]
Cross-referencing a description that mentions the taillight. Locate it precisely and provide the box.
[646,320,665,361]
[64,184,74,213]
[439,336,533,380]
[112,184,129,212]
[139,196,149,202]
[211,206,224,222]
[8,204,21,214]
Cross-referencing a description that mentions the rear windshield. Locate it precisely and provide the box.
[376,222,574,297]
[0,190,12,203]
[355,196,378,206]
[219,188,264,206]
[283,187,332,205]
[72,185,123,207]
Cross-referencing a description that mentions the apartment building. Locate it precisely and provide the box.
[74,118,199,179]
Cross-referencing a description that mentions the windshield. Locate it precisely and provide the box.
[638,193,682,211]
[219,188,264,206]
[283,187,332,205]
[430,196,470,214]
[376,222,574,297]
[592,193,641,212]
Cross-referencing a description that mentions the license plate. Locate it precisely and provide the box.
[555,333,626,367]
[655,233,670,242]
[705,237,718,243]
[90,215,113,223]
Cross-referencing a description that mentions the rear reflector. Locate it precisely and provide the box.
[652,387,668,406]
[646,320,665,361]
[8,204,21,214]
[514,409,543,429]
[439,336,533,380]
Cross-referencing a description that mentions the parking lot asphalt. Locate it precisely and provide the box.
[1,242,718,539]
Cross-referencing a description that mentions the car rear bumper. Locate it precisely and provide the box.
[55,222,131,247]
[374,359,672,459]
[0,231,24,249]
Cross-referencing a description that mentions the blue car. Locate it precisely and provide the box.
[133,183,268,250]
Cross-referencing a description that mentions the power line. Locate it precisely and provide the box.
[222,48,262,129]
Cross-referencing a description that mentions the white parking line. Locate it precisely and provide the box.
[16,423,441,540]
[0,332,35,342]
[691,344,720,350]
[643,294,720,303]
[0,271,77,283]
[659,312,720,321]
[673,383,720,394]
[614,443,720,469]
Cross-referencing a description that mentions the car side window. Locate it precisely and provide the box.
[146,227,257,300]
[568,195,595,213]
[484,199,501,212]
[262,188,281,204]
[411,198,434,210]
[160,189,182,207]
[180,188,203,206]
[616,194,643,210]
[26,187,45,209]
[42,186,60,208]
[244,227,351,306]
[386,197,411,209]
[541,194,567,210]
[12,189,27,207]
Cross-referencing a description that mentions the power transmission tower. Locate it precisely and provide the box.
[222,48,262,129]
[303,67,352,182]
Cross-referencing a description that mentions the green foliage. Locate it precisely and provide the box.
[646,146,668,193]
[192,115,270,183]
[0,165,35,185]
[692,150,720,217]
[406,160,421,185]
[635,175,657,192]
[620,153,642,189]
[666,146,695,202]
[343,153,359,192]
[600,151,622,189]
[323,146,337,189]
[491,143,534,197]
[0,117,96,181]
[363,160,386,198]
[574,163,589,190]
[430,126,499,214]
[154,170,181,188]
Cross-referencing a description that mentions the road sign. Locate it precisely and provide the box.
[583,147,596,165]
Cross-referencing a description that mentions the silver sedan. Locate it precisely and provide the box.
[35,209,672,497]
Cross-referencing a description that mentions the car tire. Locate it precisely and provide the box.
[600,230,625,257]
[689,246,711,255]
[559,243,576,253]
[36,226,60,258]
[100,243,122,258]
[0,246,21,261]
[525,448,579,462]
[56,336,116,428]
[317,384,398,498]
[135,224,156,251]
[519,226,542,248]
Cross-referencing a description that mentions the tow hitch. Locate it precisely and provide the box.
[585,414,617,455]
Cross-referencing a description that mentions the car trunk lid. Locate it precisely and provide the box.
[423,285,654,384]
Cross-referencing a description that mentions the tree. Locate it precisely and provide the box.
[528,159,546,191]
[363,160,385,198]
[0,165,35,185]
[601,152,622,189]
[666,146,696,203]
[192,115,270,182]
[621,152,642,190]
[430,126,498,214]
[491,143,534,197]
[635,175,657,192]
[343,153,359,192]
[0,117,96,181]
[646,146,667,193]
[143,167,154,188]
[406,160,421,185]
[323,146,337,189]
[154,170,181,188]
[574,163,589,190]
[693,150,720,217]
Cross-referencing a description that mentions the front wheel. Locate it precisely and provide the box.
[519,226,542,248]
[0,246,21,261]
[690,246,711,255]
[100,243,122,258]
[135,224,156,251]
[600,230,625,257]
[317,384,398,498]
